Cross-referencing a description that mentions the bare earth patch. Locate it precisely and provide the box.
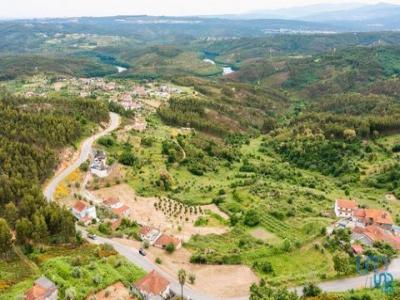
[249,227,281,244]
[85,282,136,300]
[116,238,258,299]
[92,184,228,241]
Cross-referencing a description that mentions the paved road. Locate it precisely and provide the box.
[43,112,121,201]
[293,257,400,295]
[81,232,231,300]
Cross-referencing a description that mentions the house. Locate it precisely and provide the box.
[139,226,162,245]
[112,205,131,218]
[334,199,358,218]
[351,244,364,255]
[352,226,400,250]
[133,270,171,300]
[25,277,58,300]
[104,197,123,209]
[154,234,182,250]
[353,209,394,230]
[90,150,108,178]
[72,200,97,225]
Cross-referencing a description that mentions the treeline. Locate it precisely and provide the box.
[0,54,116,81]
[158,97,233,136]
[0,93,109,254]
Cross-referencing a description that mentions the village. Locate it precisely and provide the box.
[329,198,400,254]
[4,74,186,112]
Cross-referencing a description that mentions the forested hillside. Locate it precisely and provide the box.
[0,92,109,247]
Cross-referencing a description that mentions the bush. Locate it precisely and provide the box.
[118,151,138,166]
[243,209,260,227]
[156,257,162,264]
[302,282,321,297]
[165,243,176,254]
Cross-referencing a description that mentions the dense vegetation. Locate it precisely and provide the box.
[0,92,109,252]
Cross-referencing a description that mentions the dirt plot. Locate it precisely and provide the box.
[249,227,280,242]
[93,184,228,241]
[85,282,136,300]
[117,238,258,299]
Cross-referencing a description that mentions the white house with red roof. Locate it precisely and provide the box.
[334,199,358,218]
[133,270,171,300]
[139,226,162,245]
[103,197,130,218]
[71,200,97,225]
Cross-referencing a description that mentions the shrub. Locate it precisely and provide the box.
[243,209,260,227]
[302,283,321,297]
[71,267,81,278]
[189,273,196,284]
[165,243,176,254]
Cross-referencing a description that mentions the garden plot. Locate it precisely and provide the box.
[93,184,228,241]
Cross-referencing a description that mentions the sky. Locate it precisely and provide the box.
[1,0,400,19]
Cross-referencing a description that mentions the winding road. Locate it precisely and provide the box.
[44,112,121,201]
[42,111,400,299]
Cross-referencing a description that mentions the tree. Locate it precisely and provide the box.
[177,269,187,300]
[4,202,18,229]
[250,279,299,300]
[302,282,322,297]
[0,218,12,255]
[333,253,351,275]
[243,209,260,227]
[15,218,32,245]
[32,213,48,242]
[165,243,176,254]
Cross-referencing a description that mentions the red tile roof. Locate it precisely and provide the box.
[154,234,181,248]
[354,209,393,225]
[25,285,47,300]
[25,277,57,300]
[135,270,169,295]
[351,244,364,254]
[336,199,358,210]
[104,197,120,206]
[73,200,88,212]
[139,226,153,236]
[365,209,393,225]
[354,225,400,250]
[112,205,130,216]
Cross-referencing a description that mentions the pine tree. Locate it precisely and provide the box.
[0,218,12,255]
[15,218,32,245]
[4,202,18,229]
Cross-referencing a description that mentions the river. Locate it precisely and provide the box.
[203,58,235,76]
[116,66,127,73]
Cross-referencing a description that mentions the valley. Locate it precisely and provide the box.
[3,5,400,300]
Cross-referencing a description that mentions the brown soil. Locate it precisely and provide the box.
[92,184,228,241]
[116,238,258,299]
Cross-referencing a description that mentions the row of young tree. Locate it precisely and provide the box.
[0,92,109,256]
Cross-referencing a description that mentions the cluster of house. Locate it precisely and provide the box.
[71,196,131,226]
[118,92,143,111]
[139,225,182,250]
[24,270,173,300]
[332,199,400,252]
[90,150,109,178]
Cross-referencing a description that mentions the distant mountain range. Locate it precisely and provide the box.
[213,2,400,31]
